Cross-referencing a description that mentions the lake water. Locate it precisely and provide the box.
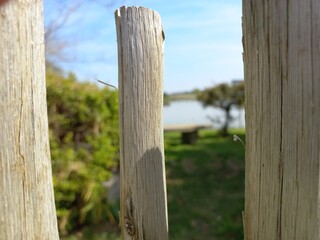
[163,100,245,129]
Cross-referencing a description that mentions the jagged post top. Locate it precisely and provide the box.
[115,6,165,41]
[115,6,161,20]
[114,5,168,240]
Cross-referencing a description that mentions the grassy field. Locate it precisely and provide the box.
[165,129,245,240]
[64,129,245,239]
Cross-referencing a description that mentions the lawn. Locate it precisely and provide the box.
[165,129,245,240]
[63,129,245,239]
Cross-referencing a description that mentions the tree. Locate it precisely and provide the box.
[197,82,244,136]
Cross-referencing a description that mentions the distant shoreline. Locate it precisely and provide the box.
[166,93,197,101]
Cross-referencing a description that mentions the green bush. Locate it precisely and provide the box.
[46,68,119,235]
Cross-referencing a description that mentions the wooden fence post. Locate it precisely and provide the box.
[243,0,320,239]
[115,6,168,240]
[0,1,59,239]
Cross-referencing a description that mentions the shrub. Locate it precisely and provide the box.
[46,68,119,235]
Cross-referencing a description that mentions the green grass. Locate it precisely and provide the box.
[64,129,245,239]
[165,129,245,240]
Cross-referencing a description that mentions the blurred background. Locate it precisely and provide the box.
[44,0,245,239]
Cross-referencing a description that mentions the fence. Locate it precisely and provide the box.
[0,1,319,239]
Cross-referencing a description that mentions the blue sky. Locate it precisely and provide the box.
[44,0,243,93]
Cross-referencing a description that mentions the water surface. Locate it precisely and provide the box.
[163,100,245,129]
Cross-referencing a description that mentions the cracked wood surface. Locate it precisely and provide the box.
[243,0,320,239]
[0,1,59,239]
[115,6,168,240]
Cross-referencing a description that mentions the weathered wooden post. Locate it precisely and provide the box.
[243,0,320,239]
[115,6,168,240]
[0,1,59,239]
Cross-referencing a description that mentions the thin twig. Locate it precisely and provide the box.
[96,79,118,91]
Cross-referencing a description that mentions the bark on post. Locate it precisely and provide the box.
[0,1,59,239]
[243,0,320,239]
[115,6,168,240]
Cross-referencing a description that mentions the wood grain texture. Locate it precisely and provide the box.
[243,0,320,239]
[0,1,59,239]
[115,6,168,240]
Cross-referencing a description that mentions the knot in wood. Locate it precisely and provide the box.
[124,216,135,236]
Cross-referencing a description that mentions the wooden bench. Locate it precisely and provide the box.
[164,124,212,144]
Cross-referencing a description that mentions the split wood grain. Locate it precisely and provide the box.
[115,6,168,240]
[243,0,320,239]
[0,1,59,239]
